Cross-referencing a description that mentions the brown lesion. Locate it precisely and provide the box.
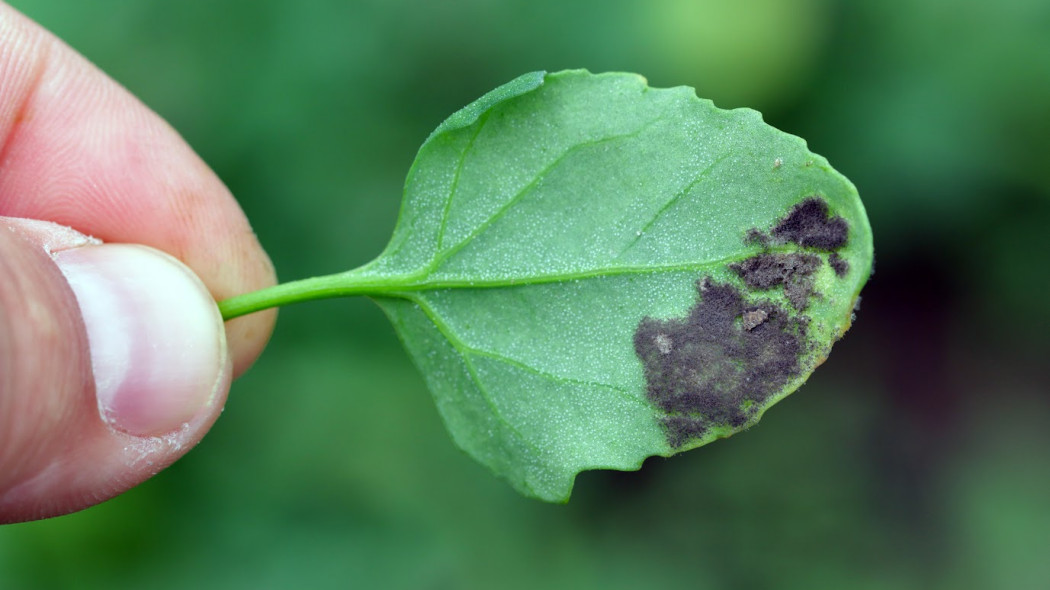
[829,252,850,277]
[729,252,821,311]
[634,280,807,448]
[634,196,854,448]
[769,196,849,251]
[732,196,854,310]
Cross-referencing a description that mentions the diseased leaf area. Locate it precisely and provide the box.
[367,70,873,502]
[733,198,849,311]
[635,197,853,448]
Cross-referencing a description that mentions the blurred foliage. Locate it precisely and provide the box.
[2,0,1048,588]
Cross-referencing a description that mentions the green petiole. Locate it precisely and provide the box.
[218,268,394,320]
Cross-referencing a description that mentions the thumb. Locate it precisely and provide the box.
[0,217,230,523]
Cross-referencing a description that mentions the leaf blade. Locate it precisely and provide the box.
[367,70,873,501]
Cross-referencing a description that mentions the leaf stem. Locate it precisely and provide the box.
[218,267,399,320]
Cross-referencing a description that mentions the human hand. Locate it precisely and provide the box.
[0,3,276,523]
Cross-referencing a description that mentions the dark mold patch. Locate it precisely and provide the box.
[771,197,849,251]
[729,253,820,289]
[729,252,821,311]
[735,196,853,310]
[636,197,855,448]
[829,252,849,277]
[659,416,710,448]
[634,280,807,448]
[744,228,770,248]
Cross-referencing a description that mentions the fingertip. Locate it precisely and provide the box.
[0,219,232,522]
[54,243,230,436]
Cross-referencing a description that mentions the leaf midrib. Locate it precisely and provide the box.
[365,246,796,295]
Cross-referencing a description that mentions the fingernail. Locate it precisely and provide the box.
[54,244,227,436]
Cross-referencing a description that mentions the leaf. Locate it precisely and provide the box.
[357,70,873,502]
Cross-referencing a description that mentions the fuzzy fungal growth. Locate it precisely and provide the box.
[634,196,853,448]
[633,279,807,448]
[770,197,849,250]
[732,196,854,310]
[829,252,850,277]
[730,252,821,311]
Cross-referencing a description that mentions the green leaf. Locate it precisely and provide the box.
[359,70,872,501]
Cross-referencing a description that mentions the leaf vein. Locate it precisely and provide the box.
[401,249,792,291]
[459,342,636,402]
[410,295,546,460]
[614,153,733,260]
[428,117,664,273]
[436,111,492,251]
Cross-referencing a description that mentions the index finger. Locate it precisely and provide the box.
[0,2,276,375]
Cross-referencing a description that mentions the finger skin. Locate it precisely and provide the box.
[0,2,276,376]
[0,3,276,521]
[0,224,232,523]
[0,225,93,519]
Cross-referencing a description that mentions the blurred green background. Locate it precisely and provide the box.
[2,0,1049,588]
